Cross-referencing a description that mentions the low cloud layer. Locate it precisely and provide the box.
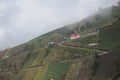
[0,0,119,50]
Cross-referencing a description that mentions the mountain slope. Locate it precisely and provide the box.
[0,4,120,80]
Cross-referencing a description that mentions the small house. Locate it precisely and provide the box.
[47,42,57,47]
[88,43,98,47]
[70,34,80,40]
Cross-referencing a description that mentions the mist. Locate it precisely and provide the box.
[0,0,119,50]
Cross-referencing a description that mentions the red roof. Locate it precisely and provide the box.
[71,34,76,37]
[70,34,80,37]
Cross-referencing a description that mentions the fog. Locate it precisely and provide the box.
[0,0,119,50]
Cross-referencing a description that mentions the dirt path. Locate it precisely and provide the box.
[80,32,98,38]
[57,43,108,56]
[62,32,98,43]
[0,65,43,74]
[21,66,42,71]
[57,31,108,56]
[0,71,13,74]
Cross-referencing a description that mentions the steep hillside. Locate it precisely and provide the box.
[0,4,120,80]
[99,21,120,50]
[94,51,120,80]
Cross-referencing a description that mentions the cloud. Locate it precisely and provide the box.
[0,0,119,50]
[0,28,6,39]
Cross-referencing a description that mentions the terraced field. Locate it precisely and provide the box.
[64,59,83,80]
[44,62,70,80]
[33,65,48,80]
[64,56,95,80]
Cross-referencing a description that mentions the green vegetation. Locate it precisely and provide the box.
[44,62,70,80]
[11,71,25,80]
[22,69,38,80]
[0,2,120,80]
[33,66,48,80]
[112,5,120,20]
[99,22,120,50]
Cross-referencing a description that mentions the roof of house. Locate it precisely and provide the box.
[70,34,80,37]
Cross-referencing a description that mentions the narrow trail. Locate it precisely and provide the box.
[21,66,42,71]
[57,43,108,56]
[0,71,13,74]
[80,32,98,38]
[0,65,43,74]
[57,32,108,56]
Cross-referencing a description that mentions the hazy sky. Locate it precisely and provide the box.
[0,0,119,50]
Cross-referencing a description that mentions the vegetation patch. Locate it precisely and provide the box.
[33,65,48,80]
[99,24,120,50]
[44,62,70,80]
[22,69,38,80]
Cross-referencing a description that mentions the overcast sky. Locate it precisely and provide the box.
[0,0,119,50]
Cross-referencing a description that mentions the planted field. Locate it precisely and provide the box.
[33,65,48,80]
[23,48,46,68]
[22,69,38,80]
[44,62,70,80]
[64,59,83,80]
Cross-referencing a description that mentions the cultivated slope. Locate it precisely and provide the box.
[0,5,120,80]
